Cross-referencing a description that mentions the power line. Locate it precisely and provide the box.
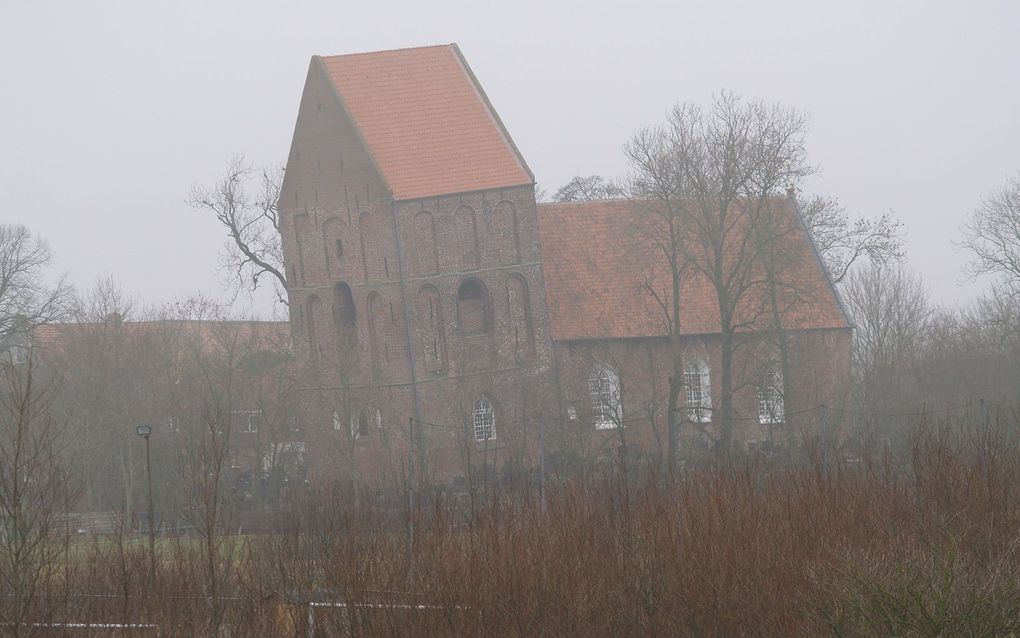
[827,400,981,419]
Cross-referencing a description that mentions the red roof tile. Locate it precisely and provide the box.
[320,44,533,201]
[32,320,291,357]
[537,199,849,341]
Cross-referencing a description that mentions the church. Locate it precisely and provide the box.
[277,44,851,486]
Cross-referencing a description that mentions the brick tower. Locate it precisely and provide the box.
[278,45,556,486]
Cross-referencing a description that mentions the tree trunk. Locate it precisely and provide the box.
[718,326,735,455]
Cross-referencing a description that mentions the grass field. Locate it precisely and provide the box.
[6,415,1020,636]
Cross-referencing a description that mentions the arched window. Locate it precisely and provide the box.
[411,211,439,275]
[492,200,521,266]
[457,279,489,335]
[472,396,496,442]
[333,282,356,354]
[505,274,534,360]
[758,363,785,424]
[358,212,372,280]
[416,286,445,372]
[322,217,344,278]
[367,292,385,371]
[305,295,322,363]
[685,359,712,422]
[294,213,311,285]
[589,365,621,430]
[453,206,479,271]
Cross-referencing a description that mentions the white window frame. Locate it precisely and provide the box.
[472,397,496,442]
[232,409,262,433]
[161,416,180,433]
[758,364,785,425]
[589,365,622,430]
[350,411,369,440]
[684,359,712,423]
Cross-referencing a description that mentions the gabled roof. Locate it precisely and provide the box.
[32,319,291,358]
[537,199,850,341]
[319,44,533,201]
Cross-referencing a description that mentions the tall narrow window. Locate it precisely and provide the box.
[416,286,445,372]
[505,275,534,360]
[589,365,621,430]
[333,282,357,356]
[411,211,439,275]
[294,214,312,285]
[457,279,489,335]
[322,217,343,278]
[306,295,322,364]
[367,292,385,373]
[473,396,496,442]
[358,212,372,280]
[492,200,521,266]
[453,206,479,271]
[758,363,785,424]
[684,360,712,422]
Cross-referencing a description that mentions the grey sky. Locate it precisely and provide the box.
[2,0,1017,317]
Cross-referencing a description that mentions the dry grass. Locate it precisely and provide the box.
[7,415,1020,636]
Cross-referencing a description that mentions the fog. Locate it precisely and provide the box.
[2,0,1018,315]
[5,4,1020,631]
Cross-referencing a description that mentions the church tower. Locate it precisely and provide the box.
[278,44,556,484]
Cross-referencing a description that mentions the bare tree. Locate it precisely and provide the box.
[0,349,76,636]
[750,196,813,445]
[551,175,624,202]
[626,92,814,455]
[798,194,904,284]
[916,288,1020,408]
[189,156,288,307]
[619,126,688,469]
[168,302,254,636]
[0,224,71,345]
[56,279,143,514]
[959,173,1020,290]
[842,263,931,424]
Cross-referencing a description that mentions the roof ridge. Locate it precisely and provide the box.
[449,44,534,186]
[319,43,454,61]
[538,198,631,207]
[38,319,288,328]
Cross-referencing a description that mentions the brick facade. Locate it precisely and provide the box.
[278,46,852,487]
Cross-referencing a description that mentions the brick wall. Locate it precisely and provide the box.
[549,327,853,467]
[278,60,558,484]
[278,57,853,487]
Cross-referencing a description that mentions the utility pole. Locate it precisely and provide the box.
[135,425,157,593]
[819,405,830,467]
[406,417,415,576]
[537,414,546,513]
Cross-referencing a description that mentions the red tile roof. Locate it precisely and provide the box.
[320,44,533,201]
[537,199,849,341]
[32,320,291,356]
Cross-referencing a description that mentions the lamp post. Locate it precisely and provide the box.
[135,425,157,592]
